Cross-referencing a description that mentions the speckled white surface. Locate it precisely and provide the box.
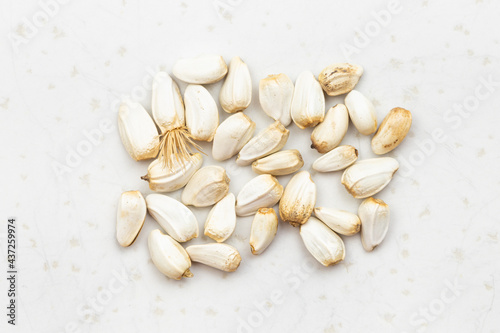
[1,1,500,332]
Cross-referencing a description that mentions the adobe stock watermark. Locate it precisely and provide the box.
[60,268,132,333]
[51,118,114,178]
[237,258,318,332]
[405,278,464,332]
[213,0,245,21]
[398,75,499,177]
[8,0,72,52]
[109,65,162,113]
[340,0,403,61]
[51,66,162,178]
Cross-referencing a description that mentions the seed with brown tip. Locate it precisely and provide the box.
[371,107,412,155]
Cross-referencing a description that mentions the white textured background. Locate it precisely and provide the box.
[1,0,500,332]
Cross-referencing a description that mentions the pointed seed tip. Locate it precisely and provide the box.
[183,269,194,278]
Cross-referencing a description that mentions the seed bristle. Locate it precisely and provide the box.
[157,127,204,170]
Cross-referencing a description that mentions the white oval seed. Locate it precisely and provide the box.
[311,104,349,153]
[344,90,377,135]
[250,208,278,255]
[358,197,390,252]
[116,191,147,247]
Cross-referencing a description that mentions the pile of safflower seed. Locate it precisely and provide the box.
[115,55,412,280]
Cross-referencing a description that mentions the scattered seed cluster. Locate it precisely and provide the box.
[116,56,412,280]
